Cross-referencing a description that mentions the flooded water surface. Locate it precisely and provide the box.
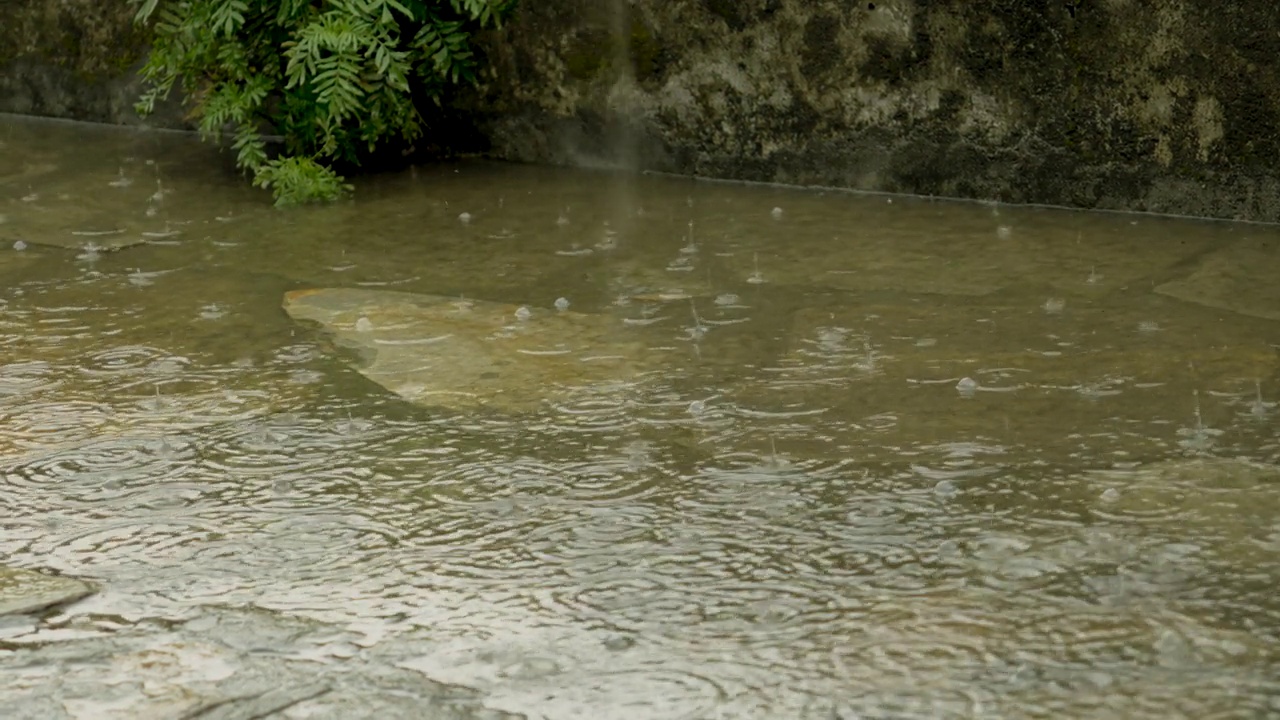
[2,115,1279,719]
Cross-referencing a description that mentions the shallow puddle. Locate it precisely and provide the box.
[2,114,1278,719]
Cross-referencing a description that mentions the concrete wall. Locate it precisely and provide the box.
[0,1,185,126]
[6,0,1280,221]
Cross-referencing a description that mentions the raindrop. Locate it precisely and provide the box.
[458,212,472,224]
[556,209,570,226]
[956,377,979,397]
[747,252,766,284]
[714,293,740,306]
[681,221,698,254]
[1086,266,1103,284]
[1137,320,1160,333]
[515,305,532,321]
[1042,298,1065,314]
[12,240,26,251]
[686,299,707,341]
[128,268,154,287]
[1250,379,1274,419]
[108,168,132,188]
[554,297,570,312]
[771,207,783,220]
[77,243,101,262]
[199,303,225,320]
[355,316,374,332]
[996,225,1012,239]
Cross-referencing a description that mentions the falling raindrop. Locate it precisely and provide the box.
[686,299,707,341]
[1250,379,1274,419]
[1086,266,1103,284]
[747,252,766,284]
[681,221,698,254]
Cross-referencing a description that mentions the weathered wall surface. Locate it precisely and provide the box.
[6,0,1280,221]
[0,1,187,126]
[469,0,1280,221]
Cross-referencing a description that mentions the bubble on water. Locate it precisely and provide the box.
[687,399,707,416]
[770,207,783,220]
[12,240,26,251]
[714,293,740,306]
[602,634,635,652]
[996,225,1012,239]
[515,305,532,321]
[458,212,472,224]
[934,479,958,497]
[1042,298,1065,314]
[355,316,374,332]
[956,377,979,397]
[1100,487,1121,503]
[554,297,570,311]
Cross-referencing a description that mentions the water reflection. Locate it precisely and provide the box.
[1,116,1279,719]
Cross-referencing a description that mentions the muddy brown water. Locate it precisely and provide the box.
[2,114,1279,719]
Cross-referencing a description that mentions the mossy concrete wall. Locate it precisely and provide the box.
[470,0,1280,221]
[0,1,187,126]
[5,0,1280,221]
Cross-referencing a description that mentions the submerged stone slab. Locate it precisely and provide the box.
[1082,457,1280,568]
[1155,240,1280,321]
[0,566,94,615]
[284,288,649,412]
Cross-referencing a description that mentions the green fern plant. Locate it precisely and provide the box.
[131,0,517,206]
